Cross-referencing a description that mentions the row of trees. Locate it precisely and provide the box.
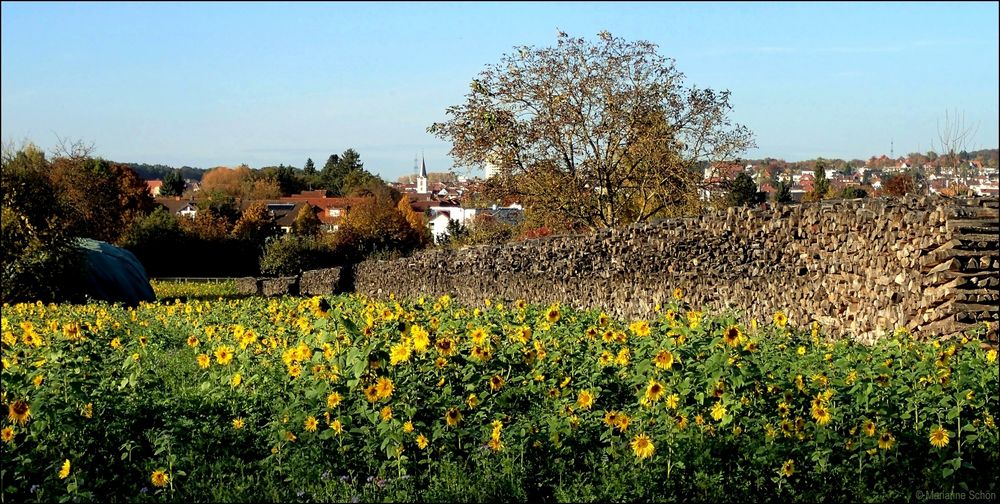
[1,141,431,302]
[153,148,382,201]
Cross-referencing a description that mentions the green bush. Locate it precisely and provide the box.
[259,234,338,276]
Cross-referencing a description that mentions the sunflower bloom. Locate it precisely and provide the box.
[654,350,675,369]
[390,340,412,365]
[445,408,462,427]
[232,417,245,430]
[630,433,654,460]
[863,420,876,437]
[375,377,394,399]
[305,416,318,432]
[151,469,169,488]
[577,390,595,410]
[878,431,895,450]
[929,426,950,448]
[214,346,234,366]
[59,459,71,479]
[781,459,794,477]
[774,311,788,328]
[711,402,727,422]
[416,434,429,449]
[811,405,832,426]
[7,400,30,425]
[722,325,742,347]
[1,427,14,443]
[197,354,210,369]
[545,305,561,324]
[643,380,665,405]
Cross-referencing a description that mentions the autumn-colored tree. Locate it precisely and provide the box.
[243,177,283,201]
[47,156,154,243]
[232,202,280,246]
[396,196,431,245]
[429,31,754,229]
[200,165,252,200]
[179,208,231,241]
[290,204,322,237]
[333,195,422,261]
[881,174,916,197]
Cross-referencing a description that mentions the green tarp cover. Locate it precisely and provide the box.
[74,238,155,306]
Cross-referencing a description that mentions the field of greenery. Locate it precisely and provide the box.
[149,280,242,302]
[2,288,997,502]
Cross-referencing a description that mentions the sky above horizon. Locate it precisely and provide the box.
[2,1,998,180]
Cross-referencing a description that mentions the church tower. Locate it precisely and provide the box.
[417,155,428,194]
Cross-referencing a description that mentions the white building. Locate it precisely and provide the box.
[428,204,524,244]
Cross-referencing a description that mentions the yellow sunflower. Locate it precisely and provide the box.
[214,345,234,366]
[151,469,169,488]
[435,337,457,357]
[630,433,655,460]
[545,305,561,324]
[577,390,595,410]
[305,416,318,432]
[1,426,14,443]
[375,377,394,399]
[781,459,794,477]
[232,417,245,430]
[643,379,665,405]
[416,434,429,449]
[811,405,832,426]
[722,325,742,347]
[445,407,462,427]
[654,350,675,369]
[773,311,788,328]
[7,400,30,425]
[711,402,727,422]
[862,419,876,437]
[929,426,950,448]
[58,459,71,479]
[489,375,505,392]
[390,340,412,365]
[878,431,895,450]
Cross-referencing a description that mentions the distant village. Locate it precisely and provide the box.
[143,150,999,244]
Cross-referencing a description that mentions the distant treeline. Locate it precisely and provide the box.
[126,163,207,182]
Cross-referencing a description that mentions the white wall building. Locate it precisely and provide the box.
[428,204,524,244]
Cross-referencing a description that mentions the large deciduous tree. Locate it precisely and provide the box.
[429,31,754,229]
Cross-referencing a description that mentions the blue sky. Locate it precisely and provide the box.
[2,1,997,180]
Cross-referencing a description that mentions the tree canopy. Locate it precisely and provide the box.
[429,31,754,229]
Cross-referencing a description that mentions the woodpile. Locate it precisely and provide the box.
[346,196,998,343]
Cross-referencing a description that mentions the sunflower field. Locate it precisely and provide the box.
[1,289,997,502]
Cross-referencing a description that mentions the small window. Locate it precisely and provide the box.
[328,208,341,217]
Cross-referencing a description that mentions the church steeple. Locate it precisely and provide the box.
[417,154,428,194]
